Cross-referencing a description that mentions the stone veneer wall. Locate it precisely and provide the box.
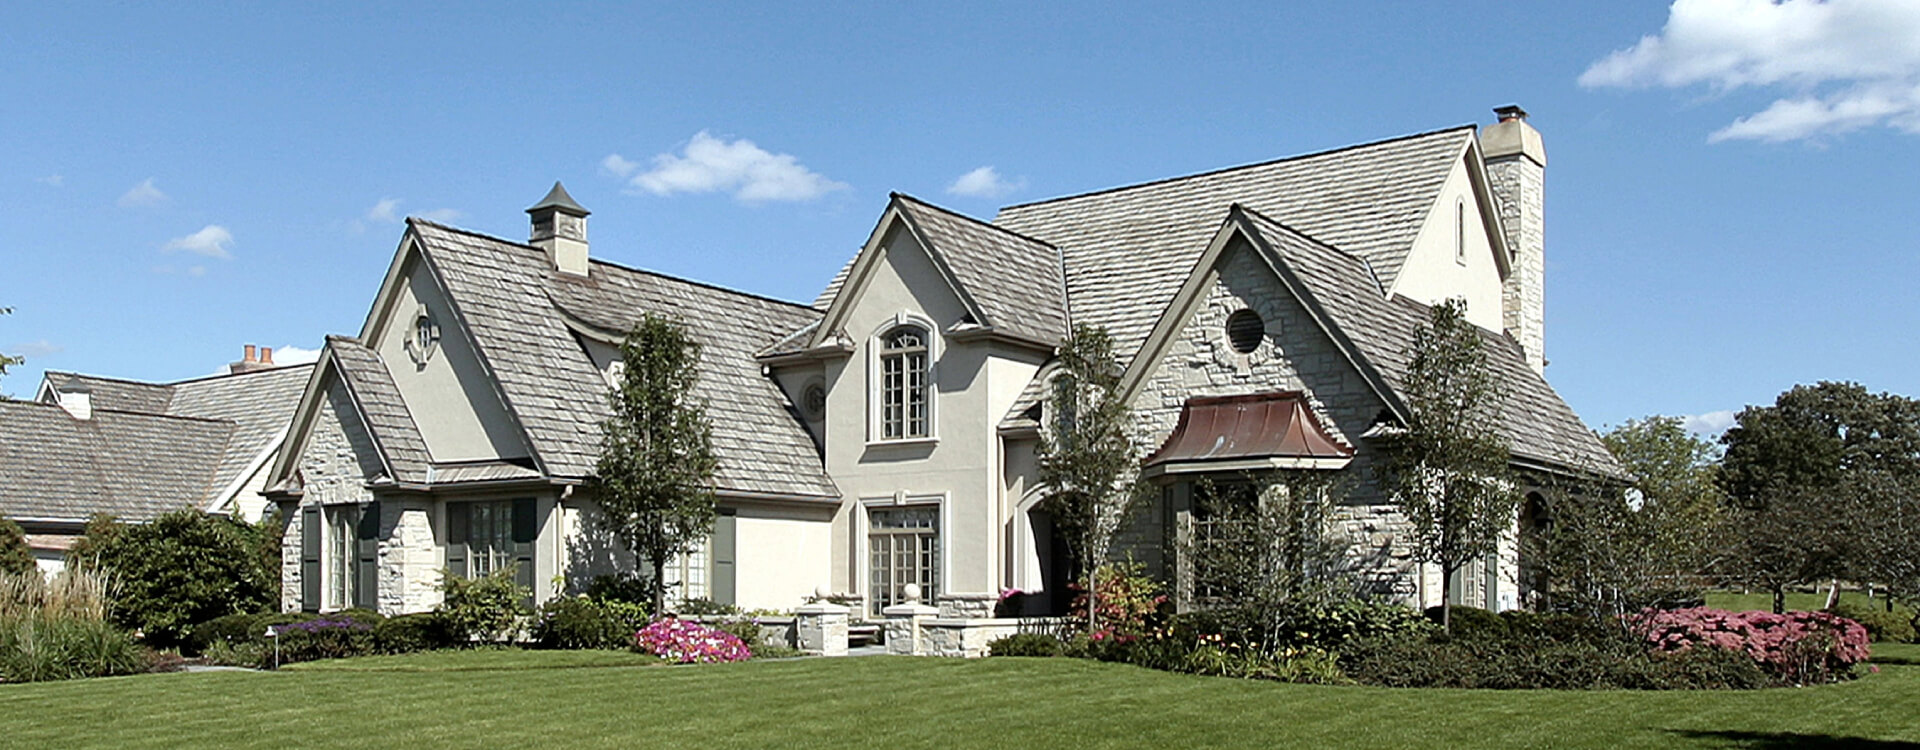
[281,381,398,613]
[379,499,441,613]
[1120,243,1420,602]
[1487,153,1545,376]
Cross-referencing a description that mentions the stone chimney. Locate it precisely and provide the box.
[229,344,272,374]
[55,379,92,420]
[1481,104,1547,375]
[528,182,590,277]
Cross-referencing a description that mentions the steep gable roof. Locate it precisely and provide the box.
[324,336,431,484]
[890,195,1068,345]
[996,126,1473,366]
[0,401,233,522]
[406,220,837,499]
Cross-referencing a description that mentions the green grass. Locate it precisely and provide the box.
[1705,590,1838,612]
[2,650,1917,749]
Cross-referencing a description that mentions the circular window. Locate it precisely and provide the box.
[1226,309,1265,353]
[802,383,827,421]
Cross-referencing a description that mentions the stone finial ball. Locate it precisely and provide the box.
[902,584,922,603]
[814,584,831,600]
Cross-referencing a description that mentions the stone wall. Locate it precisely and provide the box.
[1487,153,1545,375]
[280,381,387,613]
[379,499,441,614]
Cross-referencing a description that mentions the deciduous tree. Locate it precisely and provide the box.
[596,313,719,617]
[1038,324,1143,633]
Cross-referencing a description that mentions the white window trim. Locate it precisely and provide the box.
[856,491,950,613]
[866,312,939,446]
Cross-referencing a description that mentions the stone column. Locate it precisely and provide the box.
[883,596,940,656]
[794,602,850,656]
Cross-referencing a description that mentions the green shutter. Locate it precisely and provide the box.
[711,512,737,606]
[300,506,321,612]
[511,498,538,594]
[445,503,468,579]
[355,502,381,611]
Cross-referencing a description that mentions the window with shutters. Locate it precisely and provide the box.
[466,500,515,578]
[868,504,940,616]
[876,326,932,440]
[326,505,359,610]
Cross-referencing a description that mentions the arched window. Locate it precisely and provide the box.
[879,327,930,439]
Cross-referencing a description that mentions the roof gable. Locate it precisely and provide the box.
[891,195,1068,346]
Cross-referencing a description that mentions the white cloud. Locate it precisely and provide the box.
[1581,0,1920,142]
[616,131,847,202]
[1680,409,1738,437]
[36,175,64,187]
[415,208,464,223]
[9,340,62,358]
[366,197,402,223]
[271,344,323,366]
[600,153,640,178]
[118,177,168,207]
[162,224,234,259]
[946,166,1026,199]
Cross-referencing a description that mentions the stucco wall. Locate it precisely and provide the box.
[1393,155,1507,332]
[374,255,530,463]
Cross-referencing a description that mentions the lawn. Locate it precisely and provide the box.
[2,649,1917,749]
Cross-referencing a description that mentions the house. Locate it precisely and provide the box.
[0,346,310,573]
[267,105,1622,621]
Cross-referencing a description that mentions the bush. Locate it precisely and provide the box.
[1342,634,1767,690]
[708,618,762,651]
[1070,562,1167,644]
[989,632,1065,657]
[584,573,652,605]
[273,614,378,663]
[437,567,530,643]
[1183,599,1435,652]
[374,613,455,654]
[633,618,750,663]
[1425,606,1507,640]
[532,597,627,650]
[189,612,268,654]
[203,638,271,669]
[678,598,740,616]
[1830,600,1917,644]
[0,613,146,682]
[0,518,37,576]
[1632,607,1870,684]
[72,511,277,648]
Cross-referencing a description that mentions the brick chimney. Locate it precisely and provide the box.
[528,182,590,277]
[229,344,270,374]
[1481,105,1547,375]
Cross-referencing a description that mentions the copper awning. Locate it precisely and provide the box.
[1143,392,1353,475]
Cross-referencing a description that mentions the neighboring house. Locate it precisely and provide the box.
[0,347,311,573]
[269,106,1622,620]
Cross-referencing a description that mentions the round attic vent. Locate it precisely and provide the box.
[1226,309,1265,354]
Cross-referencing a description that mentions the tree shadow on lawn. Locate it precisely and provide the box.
[1667,731,1920,749]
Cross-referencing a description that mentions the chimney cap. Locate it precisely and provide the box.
[1494,104,1529,122]
[527,182,589,218]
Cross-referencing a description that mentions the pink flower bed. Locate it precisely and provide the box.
[634,618,750,664]
[1632,607,1870,684]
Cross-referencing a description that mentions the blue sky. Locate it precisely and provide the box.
[3,1,1915,436]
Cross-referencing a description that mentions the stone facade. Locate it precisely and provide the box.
[1488,151,1545,376]
[280,383,381,613]
[378,499,440,613]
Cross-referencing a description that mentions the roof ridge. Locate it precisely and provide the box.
[998,124,1477,213]
[408,217,820,314]
[890,192,1059,249]
[39,370,176,389]
[41,362,312,390]
[1234,204,1390,291]
[162,362,316,386]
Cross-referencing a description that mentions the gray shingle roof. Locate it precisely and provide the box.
[408,220,837,499]
[325,336,431,484]
[812,256,856,310]
[41,373,174,414]
[0,401,233,522]
[892,195,1068,345]
[995,126,1472,366]
[1237,209,1622,476]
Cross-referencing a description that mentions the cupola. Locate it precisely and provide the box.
[528,181,590,276]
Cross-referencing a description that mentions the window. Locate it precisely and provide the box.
[465,500,515,577]
[879,327,930,439]
[1226,309,1265,354]
[1455,198,1467,265]
[326,505,360,610]
[869,505,939,615]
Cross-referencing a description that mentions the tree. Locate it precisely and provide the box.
[1601,416,1728,595]
[1375,298,1520,631]
[1182,472,1363,643]
[0,306,22,396]
[1038,324,1143,633]
[0,517,37,576]
[73,511,277,647]
[596,313,720,617]
[1719,382,1920,613]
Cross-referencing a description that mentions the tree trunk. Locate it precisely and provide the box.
[652,556,667,618]
[1823,579,1840,610]
[1441,564,1454,632]
[1773,585,1786,615]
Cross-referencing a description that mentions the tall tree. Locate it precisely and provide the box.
[1038,324,1142,633]
[0,306,22,396]
[596,313,720,617]
[1375,298,1520,631]
[1720,382,1920,613]
[1601,416,1728,592]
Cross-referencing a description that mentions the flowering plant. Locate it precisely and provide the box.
[634,618,750,664]
[1630,607,1870,684]
[1069,563,1167,644]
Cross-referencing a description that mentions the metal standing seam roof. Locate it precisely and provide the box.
[1144,392,1354,467]
[1235,209,1624,477]
[890,195,1069,345]
[995,126,1474,368]
[408,220,838,499]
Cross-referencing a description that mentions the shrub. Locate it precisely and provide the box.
[1424,606,1507,640]
[584,573,651,605]
[374,612,456,653]
[1184,599,1435,652]
[0,613,146,682]
[0,568,112,622]
[678,598,740,616]
[71,511,277,647]
[1632,607,1870,684]
[273,614,377,663]
[532,597,627,650]
[0,518,37,576]
[437,567,530,643]
[1177,643,1347,685]
[1070,562,1167,644]
[633,618,750,663]
[708,618,762,651]
[989,632,1065,657]
[189,612,267,654]
[1830,600,1917,644]
[203,639,271,669]
[1342,634,1764,690]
